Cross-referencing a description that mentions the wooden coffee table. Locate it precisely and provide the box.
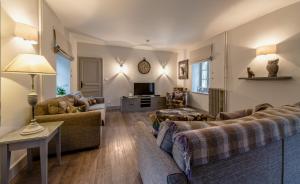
[0,121,63,184]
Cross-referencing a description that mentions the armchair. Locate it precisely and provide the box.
[166,87,188,108]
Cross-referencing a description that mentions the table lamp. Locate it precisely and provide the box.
[3,54,56,135]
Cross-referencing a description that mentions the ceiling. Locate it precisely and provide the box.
[46,0,300,51]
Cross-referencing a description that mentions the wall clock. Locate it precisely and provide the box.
[138,58,151,74]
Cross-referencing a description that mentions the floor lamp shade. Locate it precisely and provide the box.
[3,54,56,75]
[3,54,56,135]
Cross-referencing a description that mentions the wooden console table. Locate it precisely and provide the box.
[0,121,63,184]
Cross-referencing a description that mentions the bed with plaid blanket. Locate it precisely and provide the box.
[172,105,300,177]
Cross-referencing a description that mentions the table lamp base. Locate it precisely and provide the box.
[20,119,45,135]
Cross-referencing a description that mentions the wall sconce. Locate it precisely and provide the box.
[119,64,125,73]
[256,44,279,77]
[256,45,277,56]
[14,22,38,45]
[161,66,167,75]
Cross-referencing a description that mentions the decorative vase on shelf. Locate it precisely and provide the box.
[266,59,279,77]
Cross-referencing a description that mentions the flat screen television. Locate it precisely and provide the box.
[134,83,155,96]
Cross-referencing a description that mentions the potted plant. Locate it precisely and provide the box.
[56,87,66,96]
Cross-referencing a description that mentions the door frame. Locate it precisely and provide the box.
[78,57,103,96]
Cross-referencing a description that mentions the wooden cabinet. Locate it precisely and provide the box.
[120,96,166,112]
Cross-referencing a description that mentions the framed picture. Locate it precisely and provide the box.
[178,60,189,79]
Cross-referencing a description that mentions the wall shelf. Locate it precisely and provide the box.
[238,76,293,81]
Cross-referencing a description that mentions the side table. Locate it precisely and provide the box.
[0,121,64,184]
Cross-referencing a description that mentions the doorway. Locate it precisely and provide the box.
[78,57,103,97]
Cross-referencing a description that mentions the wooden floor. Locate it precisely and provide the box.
[11,111,153,184]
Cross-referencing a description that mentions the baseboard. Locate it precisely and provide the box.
[107,106,120,110]
[9,153,27,181]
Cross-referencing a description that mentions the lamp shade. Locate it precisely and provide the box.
[3,54,56,75]
[14,22,38,45]
[256,45,277,56]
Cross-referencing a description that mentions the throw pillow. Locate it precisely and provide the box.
[66,104,78,113]
[78,97,90,110]
[293,102,300,108]
[58,101,68,114]
[217,109,253,120]
[255,103,273,112]
[77,105,87,112]
[48,101,59,115]
[35,105,48,116]
[88,98,97,105]
[64,95,75,106]
[156,121,178,154]
[157,121,211,154]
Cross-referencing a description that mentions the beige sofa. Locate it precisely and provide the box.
[71,91,106,125]
[35,94,103,153]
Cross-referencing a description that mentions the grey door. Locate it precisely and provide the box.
[78,57,103,97]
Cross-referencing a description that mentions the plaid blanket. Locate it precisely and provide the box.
[172,106,300,177]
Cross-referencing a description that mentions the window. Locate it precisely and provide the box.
[56,54,71,95]
[192,61,210,94]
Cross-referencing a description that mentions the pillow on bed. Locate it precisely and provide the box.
[156,121,212,154]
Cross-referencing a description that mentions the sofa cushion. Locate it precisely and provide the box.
[156,121,178,154]
[156,121,220,154]
[58,101,68,113]
[88,103,105,111]
[294,102,300,108]
[217,109,253,120]
[63,95,76,106]
[35,103,48,116]
[78,97,90,110]
[35,97,65,115]
[48,100,69,115]
[255,103,273,112]
[77,105,87,112]
[72,91,83,99]
[88,98,97,105]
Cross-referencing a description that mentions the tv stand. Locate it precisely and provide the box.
[120,95,166,112]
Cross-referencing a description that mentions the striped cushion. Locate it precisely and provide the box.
[156,120,223,154]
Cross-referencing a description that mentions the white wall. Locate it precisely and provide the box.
[182,2,300,112]
[180,33,226,111]
[77,43,178,107]
[41,2,70,99]
[1,0,38,173]
[227,2,300,111]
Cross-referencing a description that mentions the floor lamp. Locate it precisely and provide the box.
[3,54,56,135]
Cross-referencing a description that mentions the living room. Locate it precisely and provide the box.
[1,0,300,184]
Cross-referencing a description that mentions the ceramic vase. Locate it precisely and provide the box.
[266,59,279,77]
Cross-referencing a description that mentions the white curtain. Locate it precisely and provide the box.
[54,29,73,61]
[190,44,212,63]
